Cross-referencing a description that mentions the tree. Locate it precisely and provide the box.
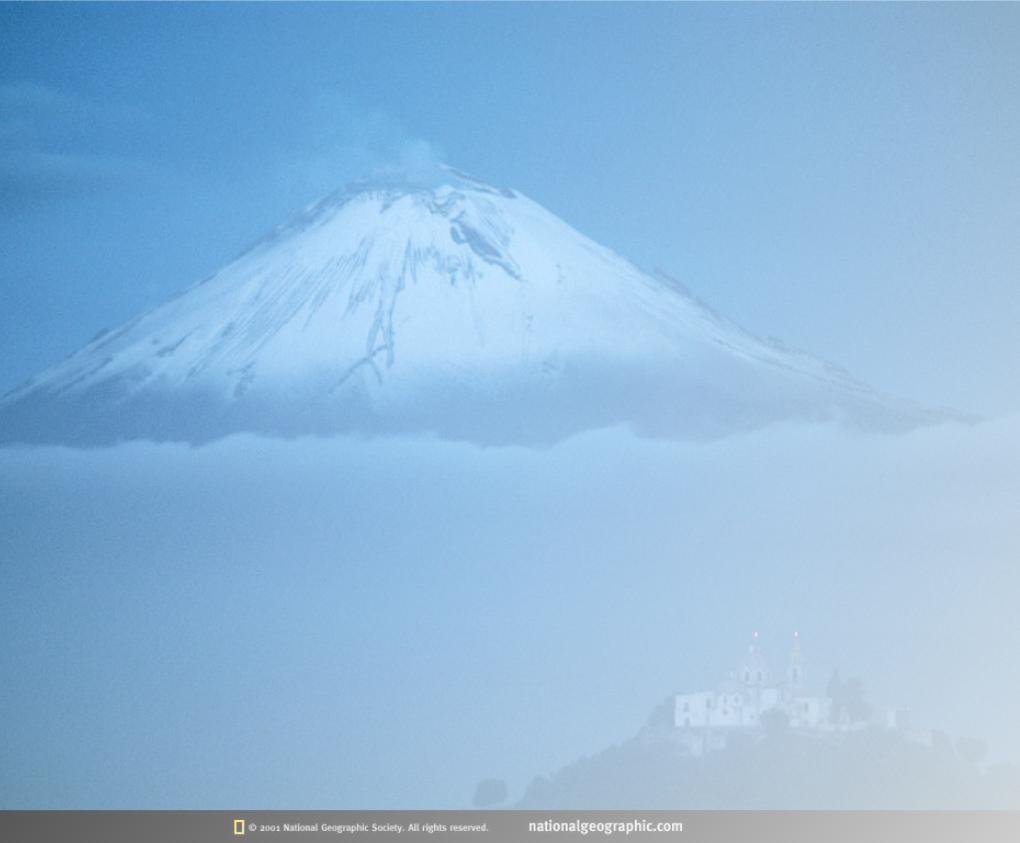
[472,778,508,808]
[827,670,843,724]
[761,707,789,737]
[843,676,871,723]
[826,670,871,724]
[645,696,676,732]
[956,737,987,766]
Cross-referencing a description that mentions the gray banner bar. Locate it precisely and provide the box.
[2,811,1019,843]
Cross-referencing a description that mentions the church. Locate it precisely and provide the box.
[673,632,847,756]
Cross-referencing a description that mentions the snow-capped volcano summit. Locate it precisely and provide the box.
[1,167,946,445]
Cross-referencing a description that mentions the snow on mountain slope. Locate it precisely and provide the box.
[0,168,949,446]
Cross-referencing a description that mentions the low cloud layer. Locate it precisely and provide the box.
[1,416,1018,807]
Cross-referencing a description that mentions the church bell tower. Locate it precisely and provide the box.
[787,630,805,690]
[739,631,770,687]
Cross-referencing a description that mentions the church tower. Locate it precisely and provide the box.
[739,631,770,687]
[787,631,805,690]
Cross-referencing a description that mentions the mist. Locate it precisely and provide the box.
[1,416,1018,808]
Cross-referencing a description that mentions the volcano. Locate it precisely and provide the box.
[0,167,947,446]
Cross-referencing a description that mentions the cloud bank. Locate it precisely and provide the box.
[1,417,1018,807]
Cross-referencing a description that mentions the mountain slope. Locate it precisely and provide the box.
[516,726,1020,809]
[0,168,947,446]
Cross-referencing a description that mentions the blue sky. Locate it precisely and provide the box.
[2,3,1019,414]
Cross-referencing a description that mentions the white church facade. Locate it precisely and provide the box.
[672,632,897,756]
